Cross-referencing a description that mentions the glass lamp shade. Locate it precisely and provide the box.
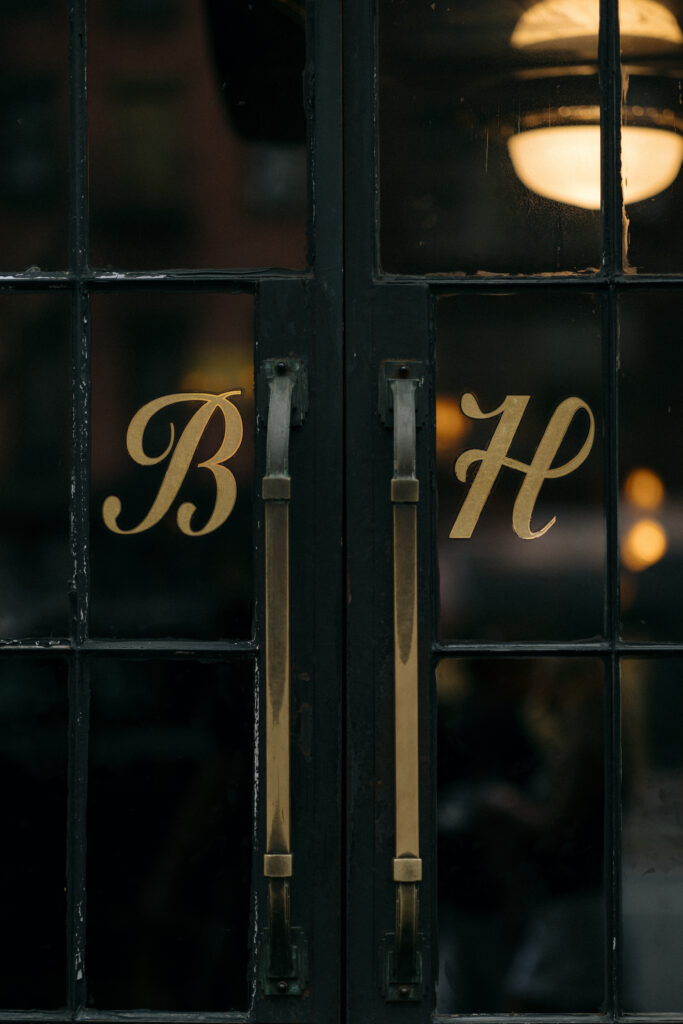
[507,124,683,208]
[511,0,683,53]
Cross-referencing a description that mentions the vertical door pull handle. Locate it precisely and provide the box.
[261,357,308,996]
[379,361,425,1002]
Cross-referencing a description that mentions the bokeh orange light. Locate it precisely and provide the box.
[436,396,471,455]
[623,467,666,510]
[622,518,668,572]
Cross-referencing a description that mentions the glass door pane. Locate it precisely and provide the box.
[378,0,602,274]
[436,291,604,642]
[437,656,605,1014]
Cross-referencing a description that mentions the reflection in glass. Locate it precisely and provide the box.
[0,2,68,270]
[0,295,70,638]
[0,658,67,1008]
[510,0,683,210]
[87,659,253,1010]
[437,657,605,1013]
[621,0,683,271]
[619,292,683,640]
[622,658,683,1010]
[88,0,306,268]
[379,0,601,273]
[510,122,683,210]
[512,0,683,50]
[437,292,604,641]
[90,292,254,639]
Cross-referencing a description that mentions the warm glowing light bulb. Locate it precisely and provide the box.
[622,518,668,571]
[508,124,683,208]
[511,0,683,51]
[623,467,666,509]
[622,126,683,202]
[621,0,683,44]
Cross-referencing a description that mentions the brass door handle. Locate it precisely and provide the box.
[379,361,424,1001]
[261,357,308,996]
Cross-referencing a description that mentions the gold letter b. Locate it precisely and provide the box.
[103,390,244,537]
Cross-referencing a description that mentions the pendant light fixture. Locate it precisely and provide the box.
[507,0,683,208]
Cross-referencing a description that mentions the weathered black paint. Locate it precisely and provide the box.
[2,0,683,1021]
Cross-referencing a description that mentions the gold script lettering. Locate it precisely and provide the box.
[450,393,595,540]
[103,391,244,537]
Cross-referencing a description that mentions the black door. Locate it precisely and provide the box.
[346,0,683,1020]
[4,1,683,1023]
[0,1,342,1020]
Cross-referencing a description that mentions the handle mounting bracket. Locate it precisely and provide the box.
[378,359,426,426]
[261,925,309,997]
[382,930,424,1002]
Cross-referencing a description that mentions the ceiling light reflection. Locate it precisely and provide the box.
[511,0,683,51]
[508,124,683,208]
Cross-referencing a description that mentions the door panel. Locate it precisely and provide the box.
[87,0,307,269]
[437,656,606,1014]
[0,0,342,1019]
[0,294,70,637]
[90,291,254,639]
[436,291,604,642]
[86,658,253,1010]
[0,2,69,271]
[619,0,683,273]
[377,0,602,275]
[619,291,683,640]
[0,657,67,1007]
[621,656,683,1011]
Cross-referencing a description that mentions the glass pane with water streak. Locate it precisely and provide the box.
[0,1,68,270]
[0,657,67,1009]
[88,0,306,269]
[437,656,605,1014]
[0,295,70,638]
[437,291,604,641]
[621,0,683,272]
[619,291,683,640]
[87,658,253,1011]
[622,657,683,1010]
[90,292,254,639]
[379,0,601,274]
